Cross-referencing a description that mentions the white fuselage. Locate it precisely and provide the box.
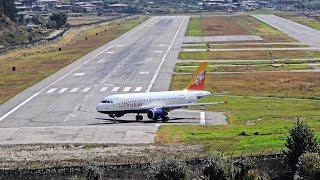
[96,90,211,113]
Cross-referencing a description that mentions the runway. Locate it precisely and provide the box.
[0,16,226,144]
[252,14,320,48]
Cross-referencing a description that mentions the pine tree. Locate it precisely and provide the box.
[284,120,319,172]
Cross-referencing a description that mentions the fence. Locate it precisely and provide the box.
[0,15,132,55]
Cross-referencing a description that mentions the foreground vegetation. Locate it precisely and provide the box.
[0,16,148,104]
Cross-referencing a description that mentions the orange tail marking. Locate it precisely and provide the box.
[186,62,208,91]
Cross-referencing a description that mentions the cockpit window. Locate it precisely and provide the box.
[101,100,113,104]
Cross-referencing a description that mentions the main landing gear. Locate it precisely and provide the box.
[161,116,169,123]
[136,114,143,121]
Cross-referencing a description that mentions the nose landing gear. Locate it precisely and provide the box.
[136,114,143,121]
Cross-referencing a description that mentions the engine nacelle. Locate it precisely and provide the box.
[147,108,166,120]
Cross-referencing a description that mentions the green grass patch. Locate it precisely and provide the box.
[174,64,312,73]
[185,17,205,36]
[178,50,320,60]
[156,96,320,156]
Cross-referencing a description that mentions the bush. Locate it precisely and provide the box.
[233,159,255,180]
[149,157,188,180]
[85,163,104,180]
[283,120,319,172]
[203,155,232,180]
[294,152,320,180]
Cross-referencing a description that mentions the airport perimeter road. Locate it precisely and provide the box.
[0,16,191,129]
[252,15,320,48]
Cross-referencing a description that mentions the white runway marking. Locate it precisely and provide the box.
[200,112,206,125]
[98,59,105,63]
[134,87,143,92]
[70,88,79,93]
[106,51,114,54]
[139,71,149,75]
[100,87,108,92]
[58,88,68,93]
[123,87,131,92]
[155,124,161,127]
[0,18,150,122]
[146,17,186,92]
[73,73,85,77]
[116,44,125,47]
[99,87,108,92]
[111,87,120,92]
[159,44,167,47]
[154,50,163,53]
[46,88,57,94]
[145,58,152,62]
[82,87,91,92]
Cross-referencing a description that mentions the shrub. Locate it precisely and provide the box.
[294,152,320,180]
[203,155,232,180]
[149,157,188,180]
[233,159,255,180]
[283,120,319,172]
[85,163,104,180]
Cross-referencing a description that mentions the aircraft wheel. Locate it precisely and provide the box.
[161,116,169,122]
[136,115,143,121]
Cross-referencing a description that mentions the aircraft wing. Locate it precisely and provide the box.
[141,102,224,110]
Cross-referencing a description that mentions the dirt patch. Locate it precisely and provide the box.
[202,16,248,36]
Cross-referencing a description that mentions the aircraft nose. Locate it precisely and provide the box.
[96,103,105,112]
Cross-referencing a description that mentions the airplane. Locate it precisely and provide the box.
[96,62,221,122]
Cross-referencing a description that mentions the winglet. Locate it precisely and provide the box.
[186,62,208,91]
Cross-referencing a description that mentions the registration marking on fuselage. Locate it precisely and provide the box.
[111,87,120,92]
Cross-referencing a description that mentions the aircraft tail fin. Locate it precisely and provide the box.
[186,62,208,91]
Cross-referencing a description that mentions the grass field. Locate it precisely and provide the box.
[156,93,320,156]
[185,15,294,42]
[181,44,309,49]
[174,64,313,73]
[0,16,149,104]
[178,50,320,60]
[171,72,320,99]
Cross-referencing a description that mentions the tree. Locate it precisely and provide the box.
[49,12,68,29]
[284,120,319,172]
[149,157,188,180]
[294,152,320,180]
[0,0,16,21]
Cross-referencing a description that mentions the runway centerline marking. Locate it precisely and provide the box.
[123,87,131,92]
[73,73,85,77]
[98,59,105,63]
[58,88,68,93]
[134,87,142,92]
[82,87,91,92]
[99,87,108,92]
[145,58,152,62]
[146,17,186,92]
[200,112,206,125]
[111,87,120,92]
[70,88,79,93]
[139,71,149,75]
[0,17,153,121]
[46,88,57,94]
[154,50,163,53]
[106,51,114,54]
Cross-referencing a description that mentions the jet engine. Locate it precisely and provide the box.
[147,108,167,120]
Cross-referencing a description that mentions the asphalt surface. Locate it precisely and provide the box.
[252,14,320,48]
[0,16,227,144]
[183,35,262,43]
